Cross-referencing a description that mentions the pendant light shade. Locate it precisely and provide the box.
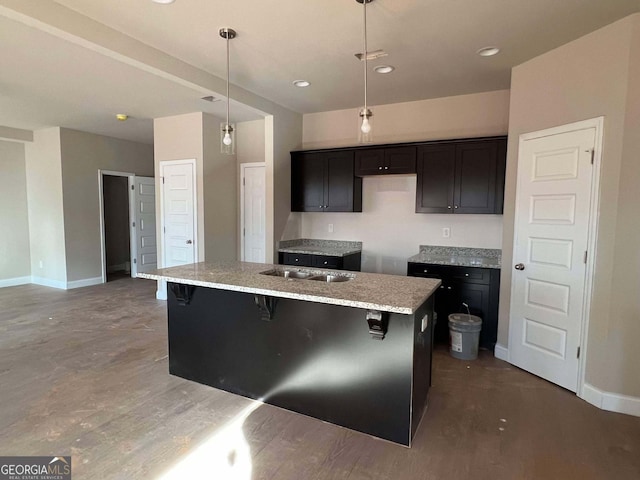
[220,28,236,155]
[357,0,373,143]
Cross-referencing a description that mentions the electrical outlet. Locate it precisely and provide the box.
[328,223,334,233]
[442,227,451,238]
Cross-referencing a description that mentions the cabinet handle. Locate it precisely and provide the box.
[319,205,323,209]
[464,273,469,277]
[384,166,389,170]
[447,286,452,290]
[454,205,459,209]
[440,285,444,289]
[378,166,383,170]
[423,269,428,273]
[295,258,299,262]
[324,261,328,265]
[447,206,452,209]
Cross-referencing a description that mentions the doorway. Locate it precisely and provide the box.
[102,174,130,281]
[508,117,603,393]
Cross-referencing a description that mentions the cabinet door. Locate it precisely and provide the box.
[454,142,498,214]
[312,255,342,269]
[325,151,356,212]
[385,146,416,174]
[292,152,325,212]
[416,144,456,213]
[355,149,385,176]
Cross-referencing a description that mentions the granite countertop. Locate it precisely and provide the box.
[408,246,502,269]
[138,261,439,315]
[278,239,362,257]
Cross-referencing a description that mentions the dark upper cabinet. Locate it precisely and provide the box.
[291,151,362,213]
[355,146,416,176]
[416,138,506,214]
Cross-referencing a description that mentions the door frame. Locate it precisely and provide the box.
[509,116,603,399]
[159,159,198,269]
[98,169,136,284]
[240,162,266,262]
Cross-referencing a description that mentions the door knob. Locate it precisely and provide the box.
[515,263,525,270]
[186,240,193,244]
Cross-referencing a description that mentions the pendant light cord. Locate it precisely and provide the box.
[226,32,230,126]
[363,0,368,113]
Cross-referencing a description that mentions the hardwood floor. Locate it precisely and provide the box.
[1,278,639,479]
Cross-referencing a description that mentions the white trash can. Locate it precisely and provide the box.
[448,313,482,360]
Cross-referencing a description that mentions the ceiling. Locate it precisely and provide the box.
[1,0,639,144]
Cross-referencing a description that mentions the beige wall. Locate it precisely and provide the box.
[59,128,153,282]
[0,140,31,282]
[269,109,304,262]
[25,128,67,285]
[293,90,510,274]
[203,113,237,261]
[154,112,237,265]
[502,14,640,397]
[237,119,265,164]
[303,90,510,149]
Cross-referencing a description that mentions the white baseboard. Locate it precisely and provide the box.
[581,383,640,417]
[494,343,509,362]
[66,276,103,289]
[0,276,32,288]
[31,276,67,289]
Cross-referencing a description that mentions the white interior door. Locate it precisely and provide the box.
[161,161,196,268]
[131,176,157,276]
[241,163,266,263]
[509,125,596,392]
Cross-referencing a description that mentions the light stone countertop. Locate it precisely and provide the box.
[278,239,362,257]
[138,261,439,315]
[408,246,502,269]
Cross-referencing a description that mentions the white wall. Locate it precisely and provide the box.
[0,140,31,285]
[503,14,640,398]
[59,128,154,283]
[293,90,510,274]
[301,176,503,275]
[25,128,67,287]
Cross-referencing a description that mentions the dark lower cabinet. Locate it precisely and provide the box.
[279,251,361,272]
[407,262,500,349]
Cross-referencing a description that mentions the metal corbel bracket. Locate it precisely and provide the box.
[254,295,278,321]
[170,283,196,306]
[366,310,388,340]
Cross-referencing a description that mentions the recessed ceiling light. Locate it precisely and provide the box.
[374,65,395,74]
[293,80,311,88]
[151,0,176,4]
[477,46,500,57]
[115,114,129,121]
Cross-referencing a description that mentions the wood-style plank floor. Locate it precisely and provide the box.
[1,278,639,479]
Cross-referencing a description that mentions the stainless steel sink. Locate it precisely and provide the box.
[260,269,315,279]
[260,269,354,282]
[308,274,352,283]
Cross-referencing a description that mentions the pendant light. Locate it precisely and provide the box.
[357,0,373,143]
[220,27,236,155]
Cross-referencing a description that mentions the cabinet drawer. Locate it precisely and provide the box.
[283,253,313,267]
[312,256,342,269]
[408,263,491,284]
[448,266,491,284]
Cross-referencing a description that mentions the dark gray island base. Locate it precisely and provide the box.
[141,262,439,447]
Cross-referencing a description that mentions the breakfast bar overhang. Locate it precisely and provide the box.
[140,262,440,447]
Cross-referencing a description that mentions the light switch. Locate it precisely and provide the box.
[328,224,334,233]
[442,227,451,238]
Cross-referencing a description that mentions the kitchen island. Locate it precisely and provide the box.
[139,261,440,447]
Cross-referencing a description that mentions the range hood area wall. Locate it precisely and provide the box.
[299,175,503,275]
